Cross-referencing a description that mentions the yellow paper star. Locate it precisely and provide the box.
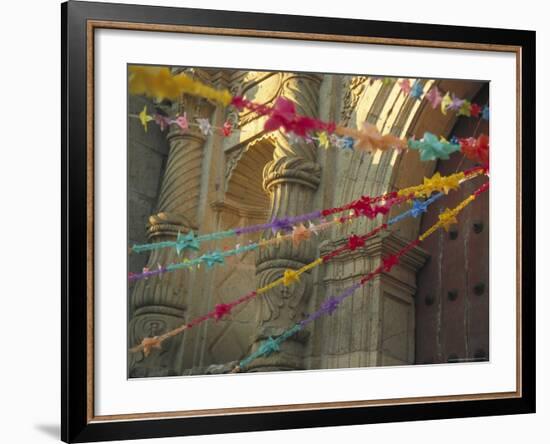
[283,269,300,286]
[139,105,153,132]
[425,172,445,194]
[318,132,330,149]
[291,224,311,247]
[438,209,458,231]
[419,172,461,197]
[418,172,464,197]
[129,66,233,105]
[440,172,464,194]
[441,92,452,115]
[413,172,441,197]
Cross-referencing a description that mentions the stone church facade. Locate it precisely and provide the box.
[127,68,489,377]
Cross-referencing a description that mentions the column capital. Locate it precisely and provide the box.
[263,156,321,192]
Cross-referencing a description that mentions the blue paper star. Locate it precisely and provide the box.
[280,324,302,341]
[411,199,429,218]
[482,105,490,121]
[408,132,461,161]
[259,336,280,356]
[410,80,424,99]
[175,230,200,255]
[342,136,355,151]
[201,250,225,268]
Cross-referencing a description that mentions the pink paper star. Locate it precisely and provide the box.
[425,87,443,109]
[399,79,411,95]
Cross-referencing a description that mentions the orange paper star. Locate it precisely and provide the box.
[131,336,162,357]
[336,123,407,152]
[291,224,311,247]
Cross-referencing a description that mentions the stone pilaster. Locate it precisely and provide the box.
[307,231,429,369]
[246,73,323,372]
[128,95,214,378]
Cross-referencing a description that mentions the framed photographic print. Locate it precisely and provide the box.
[62,0,536,442]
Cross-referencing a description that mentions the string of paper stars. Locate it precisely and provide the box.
[232,181,489,372]
[129,171,486,357]
[129,167,485,259]
[129,66,490,166]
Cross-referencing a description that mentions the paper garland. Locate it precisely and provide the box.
[130,224,385,356]
[129,193,413,281]
[129,168,483,259]
[131,218,336,282]
[234,181,489,371]
[134,104,489,166]
[377,77,489,120]
[128,66,232,106]
[129,170,485,356]
[129,67,488,124]
[129,67,490,164]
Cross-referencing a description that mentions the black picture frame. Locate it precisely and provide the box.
[62,1,536,442]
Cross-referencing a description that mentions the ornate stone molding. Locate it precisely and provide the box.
[246,73,324,372]
[263,156,321,191]
[340,75,368,126]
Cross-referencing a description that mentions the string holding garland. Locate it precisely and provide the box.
[128,169,486,357]
[234,182,489,372]
[130,224,384,357]
[390,77,489,119]
[129,66,490,166]
[129,167,484,259]
[129,194,410,282]
[129,67,488,123]
[135,104,489,166]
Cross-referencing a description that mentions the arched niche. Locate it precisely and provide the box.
[223,135,275,222]
[197,135,275,368]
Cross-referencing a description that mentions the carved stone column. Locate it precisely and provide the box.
[128,95,214,377]
[246,73,323,372]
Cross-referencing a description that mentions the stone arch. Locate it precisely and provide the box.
[224,135,275,220]
[334,78,485,241]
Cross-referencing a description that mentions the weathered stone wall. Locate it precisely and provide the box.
[127,95,169,287]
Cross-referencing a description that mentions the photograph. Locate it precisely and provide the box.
[126,65,490,378]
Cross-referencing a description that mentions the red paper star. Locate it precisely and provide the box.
[470,103,482,118]
[459,134,489,166]
[348,235,366,251]
[213,303,233,321]
[381,255,399,272]
[221,121,232,136]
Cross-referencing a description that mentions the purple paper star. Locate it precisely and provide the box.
[320,297,340,315]
[447,94,465,111]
